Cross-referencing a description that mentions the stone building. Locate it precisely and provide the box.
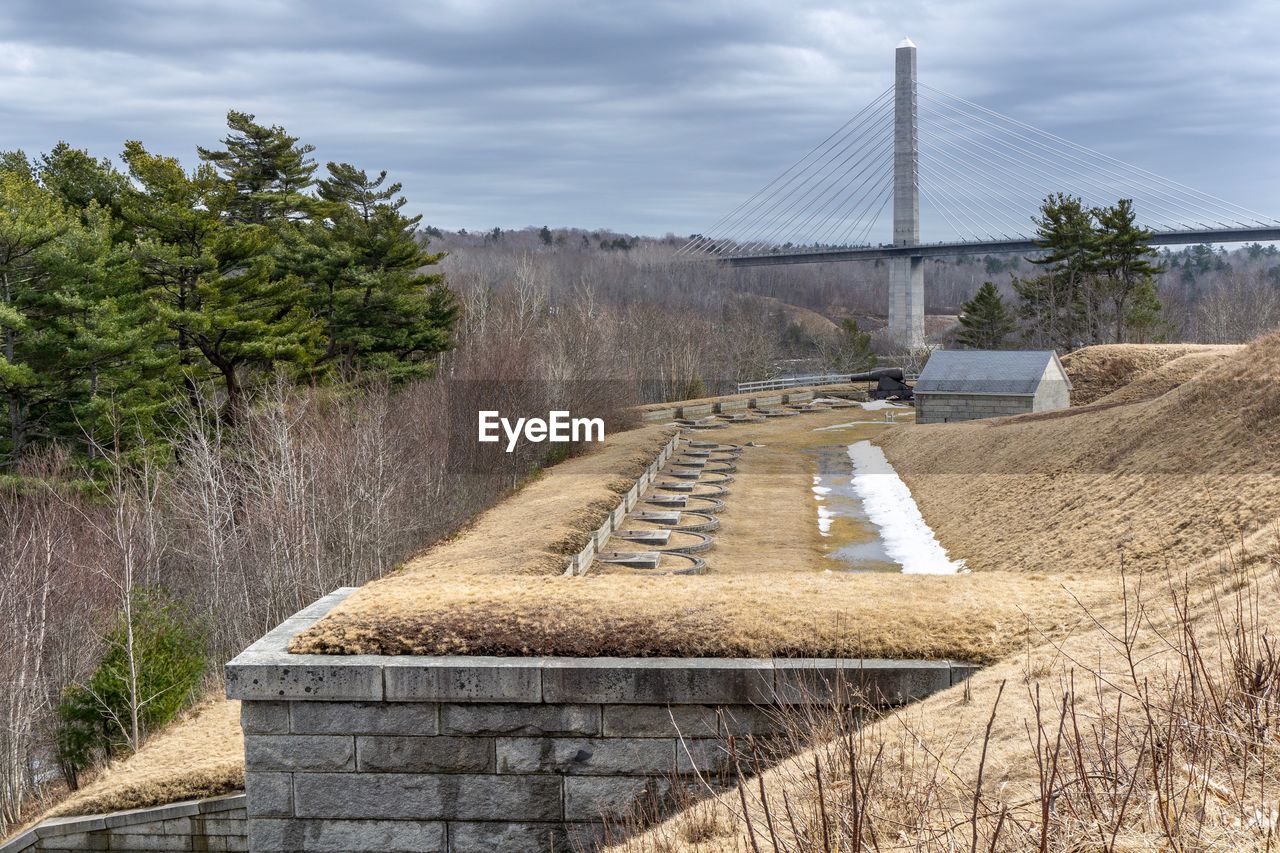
[914,350,1071,424]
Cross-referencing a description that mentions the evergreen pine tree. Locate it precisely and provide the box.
[1092,198,1164,342]
[1019,193,1097,350]
[196,111,318,225]
[1124,278,1166,343]
[0,168,72,460]
[123,141,321,424]
[301,163,457,379]
[957,282,1015,349]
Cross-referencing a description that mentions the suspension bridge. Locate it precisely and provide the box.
[678,39,1280,348]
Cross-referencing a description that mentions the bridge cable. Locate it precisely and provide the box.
[702,97,891,254]
[725,98,894,253]
[920,85,1274,229]
[922,82,1279,227]
[919,92,1219,231]
[682,88,894,256]
[677,86,892,257]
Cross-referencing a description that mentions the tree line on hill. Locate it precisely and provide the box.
[954,194,1280,351]
[433,219,1278,381]
[0,111,457,468]
[0,115,636,834]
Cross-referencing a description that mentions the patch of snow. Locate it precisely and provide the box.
[812,485,832,497]
[817,504,834,536]
[814,420,888,431]
[846,441,963,574]
[858,400,906,410]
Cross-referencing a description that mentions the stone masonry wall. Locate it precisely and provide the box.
[0,794,246,853]
[915,392,1035,424]
[226,590,976,853]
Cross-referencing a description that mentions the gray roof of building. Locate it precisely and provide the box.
[914,350,1071,396]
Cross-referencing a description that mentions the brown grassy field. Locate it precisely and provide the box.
[614,333,1280,851]
[613,533,1280,852]
[41,697,244,819]
[33,335,1280,831]
[1061,342,1238,404]
[290,406,1099,656]
[880,339,1279,579]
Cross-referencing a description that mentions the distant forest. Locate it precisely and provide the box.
[3,111,1279,833]
[430,216,1280,377]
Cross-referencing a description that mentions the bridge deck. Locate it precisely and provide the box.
[721,226,1280,267]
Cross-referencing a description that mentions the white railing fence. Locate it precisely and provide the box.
[736,373,917,394]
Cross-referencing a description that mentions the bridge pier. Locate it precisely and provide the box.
[888,255,924,349]
[889,38,925,350]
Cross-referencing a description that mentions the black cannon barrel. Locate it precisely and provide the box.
[848,367,905,383]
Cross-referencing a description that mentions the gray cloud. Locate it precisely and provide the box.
[0,0,1276,235]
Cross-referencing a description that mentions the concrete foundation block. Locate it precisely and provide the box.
[772,660,952,705]
[446,821,568,853]
[440,703,600,736]
[356,736,494,773]
[543,660,774,705]
[677,403,714,419]
[563,776,671,822]
[592,522,613,551]
[718,705,795,736]
[601,704,719,738]
[100,835,191,851]
[292,773,563,822]
[199,815,248,836]
[496,737,675,775]
[384,659,542,703]
[226,657,382,702]
[241,701,291,735]
[245,735,354,773]
[290,701,439,736]
[32,833,108,852]
[676,738,734,775]
[249,818,445,853]
[244,772,294,818]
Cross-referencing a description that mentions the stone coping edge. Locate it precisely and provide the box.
[0,794,245,852]
[226,588,980,704]
[566,432,681,576]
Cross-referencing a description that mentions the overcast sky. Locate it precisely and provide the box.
[2,0,1277,236]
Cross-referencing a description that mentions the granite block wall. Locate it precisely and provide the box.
[0,795,247,853]
[225,590,978,853]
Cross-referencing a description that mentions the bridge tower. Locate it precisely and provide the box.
[889,38,925,349]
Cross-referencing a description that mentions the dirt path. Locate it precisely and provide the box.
[703,407,905,574]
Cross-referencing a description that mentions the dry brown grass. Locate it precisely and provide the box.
[292,406,1095,658]
[611,530,1280,852]
[1061,342,1238,405]
[1092,347,1240,406]
[45,334,1280,828]
[43,697,244,819]
[611,332,1280,852]
[294,404,993,650]
[284,570,1110,661]
[880,334,1280,579]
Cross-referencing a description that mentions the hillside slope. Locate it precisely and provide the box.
[617,331,1280,852]
[879,334,1279,577]
[1061,342,1238,404]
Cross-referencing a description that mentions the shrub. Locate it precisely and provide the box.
[55,589,206,787]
